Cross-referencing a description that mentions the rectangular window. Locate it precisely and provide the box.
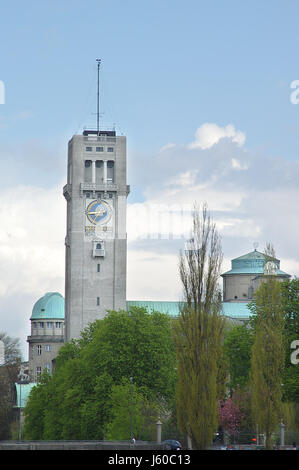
[97,263,100,273]
[86,146,92,151]
[107,147,114,152]
[97,297,100,306]
[36,366,42,377]
[38,322,44,328]
[45,345,51,352]
[55,322,62,328]
[46,322,53,328]
[45,363,51,373]
[37,345,42,356]
[96,146,104,152]
[84,160,92,183]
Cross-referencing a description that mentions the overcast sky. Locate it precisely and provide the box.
[1,0,299,359]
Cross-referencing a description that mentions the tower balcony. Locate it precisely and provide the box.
[80,182,119,197]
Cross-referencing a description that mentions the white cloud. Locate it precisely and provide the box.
[0,182,65,359]
[127,124,299,303]
[127,249,181,301]
[160,142,176,152]
[231,158,248,170]
[0,183,65,295]
[165,170,198,188]
[127,202,193,242]
[189,123,246,149]
[2,123,299,359]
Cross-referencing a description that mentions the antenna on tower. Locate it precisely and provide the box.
[96,58,101,134]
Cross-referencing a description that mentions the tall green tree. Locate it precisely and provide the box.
[281,278,299,403]
[173,203,224,449]
[249,244,285,449]
[223,323,253,391]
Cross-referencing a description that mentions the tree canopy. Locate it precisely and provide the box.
[249,258,285,450]
[223,323,253,391]
[23,307,177,440]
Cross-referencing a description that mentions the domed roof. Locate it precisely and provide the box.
[221,250,290,277]
[31,292,65,320]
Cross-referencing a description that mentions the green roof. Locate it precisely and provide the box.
[15,382,37,408]
[126,300,181,317]
[221,250,290,277]
[31,292,65,320]
[233,250,265,261]
[221,302,252,318]
[127,300,252,319]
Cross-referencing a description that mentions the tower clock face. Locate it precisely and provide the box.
[86,200,112,225]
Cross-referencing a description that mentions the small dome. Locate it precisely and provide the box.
[31,292,65,320]
[221,250,290,277]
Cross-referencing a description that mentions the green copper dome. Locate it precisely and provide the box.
[31,292,65,320]
[221,250,290,277]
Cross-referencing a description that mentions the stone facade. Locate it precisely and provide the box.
[221,249,291,303]
[63,130,129,341]
[27,292,65,382]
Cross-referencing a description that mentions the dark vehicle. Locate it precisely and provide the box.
[162,439,182,450]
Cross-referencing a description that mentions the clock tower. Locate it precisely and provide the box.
[63,129,129,341]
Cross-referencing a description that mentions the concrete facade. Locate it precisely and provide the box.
[63,130,129,341]
[221,249,291,303]
[27,292,65,381]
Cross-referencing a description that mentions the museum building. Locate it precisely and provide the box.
[26,248,291,381]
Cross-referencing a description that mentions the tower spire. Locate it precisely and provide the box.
[96,58,101,134]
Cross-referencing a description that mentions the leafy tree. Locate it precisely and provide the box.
[173,202,224,449]
[218,391,244,439]
[23,307,176,440]
[0,332,22,439]
[105,380,159,440]
[22,372,49,440]
[249,245,285,449]
[281,278,299,403]
[223,323,254,391]
[218,387,256,444]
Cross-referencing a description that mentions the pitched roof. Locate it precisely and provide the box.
[126,300,252,319]
[126,300,181,317]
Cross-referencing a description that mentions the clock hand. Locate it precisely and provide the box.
[88,210,106,216]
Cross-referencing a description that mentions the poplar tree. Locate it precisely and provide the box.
[173,203,224,449]
[249,244,285,449]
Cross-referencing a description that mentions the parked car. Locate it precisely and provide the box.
[162,439,182,450]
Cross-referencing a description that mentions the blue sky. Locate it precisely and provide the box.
[1,0,299,159]
[1,0,299,358]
